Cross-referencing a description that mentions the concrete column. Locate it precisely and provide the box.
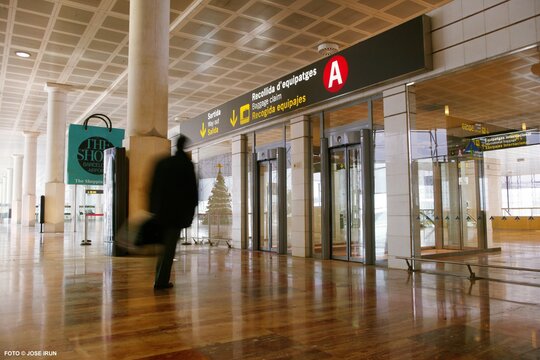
[21,131,39,226]
[384,84,420,269]
[6,168,13,218]
[231,135,248,249]
[11,154,23,224]
[124,0,170,219]
[44,82,72,233]
[290,116,311,257]
[0,174,5,215]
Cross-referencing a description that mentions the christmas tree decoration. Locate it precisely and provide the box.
[203,164,232,229]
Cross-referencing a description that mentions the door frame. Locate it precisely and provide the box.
[432,155,487,251]
[322,129,375,264]
[251,147,287,254]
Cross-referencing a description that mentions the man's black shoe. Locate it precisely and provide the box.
[154,282,174,290]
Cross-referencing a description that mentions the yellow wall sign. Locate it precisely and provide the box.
[200,122,206,138]
[230,110,238,127]
[240,104,250,125]
[462,123,488,134]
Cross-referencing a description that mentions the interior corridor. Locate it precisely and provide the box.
[0,223,539,359]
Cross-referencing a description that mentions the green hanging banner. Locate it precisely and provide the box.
[66,114,125,185]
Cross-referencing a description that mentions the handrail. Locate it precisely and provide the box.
[501,206,540,217]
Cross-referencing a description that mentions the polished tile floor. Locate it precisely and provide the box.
[1,222,539,359]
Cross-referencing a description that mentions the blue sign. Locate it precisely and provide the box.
[67,124,124,185]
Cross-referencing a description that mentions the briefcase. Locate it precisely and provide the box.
[134,216,162,246]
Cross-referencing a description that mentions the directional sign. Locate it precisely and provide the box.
[181,16,432,146]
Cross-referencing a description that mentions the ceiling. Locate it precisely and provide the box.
[0,0,452,170]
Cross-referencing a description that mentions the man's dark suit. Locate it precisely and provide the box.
[149,135,198,289]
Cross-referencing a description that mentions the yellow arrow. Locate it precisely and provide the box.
[230,110,238,127]
[200,122,206,138]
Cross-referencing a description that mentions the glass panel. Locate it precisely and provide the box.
[349,146,363,260]
[271,160,279,252]
[331,148,347,259]
[483,144,540,252]
[311,113,322,257]
[460,159,479,248]
[197,142,232,242]
[373,98,387,262]
[286,142,292,255]
[440,161,462,249]
[247,135,253,250]
[413,47,540,260]
[259,162,270,251]
[418,159,436,247]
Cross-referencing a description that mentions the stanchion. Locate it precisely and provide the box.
[39,195,45,233]
[81,213,104,246]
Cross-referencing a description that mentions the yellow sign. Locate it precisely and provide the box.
[240,104,250,125]
[230,110,237,127]
[462,123,488,134]
[200,122,206,138]
[85,189,103,195]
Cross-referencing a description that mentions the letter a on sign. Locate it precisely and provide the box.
[323,55,349,93]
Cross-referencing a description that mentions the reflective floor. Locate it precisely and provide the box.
[1,223,540,359]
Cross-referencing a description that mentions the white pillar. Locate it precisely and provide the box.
[384,84,420,269]
[44,82,72,233]
[21,131,39,226]
[124,0,170,218]
[290,116,311,257]
[231,135,248,249]
[0,174,5,216]
[6,168,13,218]
[127,0,169,138]
[11,154,23,224]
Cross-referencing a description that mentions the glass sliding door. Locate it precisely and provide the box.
[459,159,481,249]
[258,160,278,252]
[330,145,364,262]
[440,160,462,249]
[330,148,347,258]
[348,146,363,260]
[439,157,482,250]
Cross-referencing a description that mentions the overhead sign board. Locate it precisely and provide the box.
[182,16,432,146]
[479,131,540,151]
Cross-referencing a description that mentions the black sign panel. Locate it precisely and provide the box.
[85,189,104,195]
[479,131,540,151]
[182,16,432,146]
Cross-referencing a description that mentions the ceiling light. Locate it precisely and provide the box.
[317,42,339,56]
[444,105,450,116]
[15,51,31,58]
[522,122,527,130]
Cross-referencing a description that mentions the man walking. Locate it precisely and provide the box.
[149,135,198,289]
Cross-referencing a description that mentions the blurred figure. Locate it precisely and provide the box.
[149,135,198,289]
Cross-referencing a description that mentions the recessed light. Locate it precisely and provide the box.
[15,51,31,58]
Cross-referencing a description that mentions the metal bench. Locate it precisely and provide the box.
[397,256,540,282]
[208,238,232,248]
